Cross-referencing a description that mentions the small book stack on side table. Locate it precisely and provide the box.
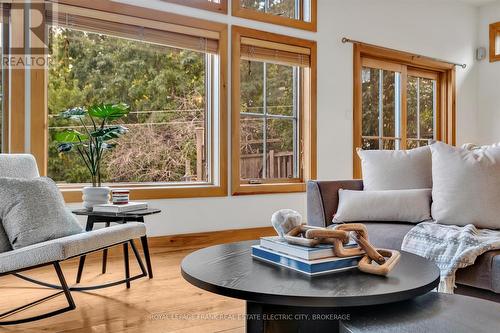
[72,207,160,287]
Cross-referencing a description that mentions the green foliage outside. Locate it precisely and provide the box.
[48,27,206,184]
[361,68,435,150]
[241,0,297,19]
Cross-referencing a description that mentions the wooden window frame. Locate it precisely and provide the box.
[1,3,10,153]
[232,0,317,32]
[28,0,228,202]
[490,22,500,62]
[231,26,316,195]
[162,0,228,14]
[353,43,456,179]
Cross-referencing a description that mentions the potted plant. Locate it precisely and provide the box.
[55,103,130,210]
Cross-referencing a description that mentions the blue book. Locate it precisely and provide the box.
[260,236,357,260]
[252,245,361,276]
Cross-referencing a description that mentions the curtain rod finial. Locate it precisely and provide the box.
[342,37,349,43]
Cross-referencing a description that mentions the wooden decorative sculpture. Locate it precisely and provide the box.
[284,223,401,276]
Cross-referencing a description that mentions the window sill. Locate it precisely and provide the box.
[232,182,306,196]
[61,184,227,203]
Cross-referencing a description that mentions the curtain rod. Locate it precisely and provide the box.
[341,37,467,69]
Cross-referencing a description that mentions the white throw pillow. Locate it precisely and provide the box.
[333,189,432,223]
[357,146,432,191]
[431,142,500,229]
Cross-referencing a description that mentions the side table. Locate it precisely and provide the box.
[72,208,160,287]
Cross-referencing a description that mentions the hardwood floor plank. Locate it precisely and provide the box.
[0,248,245,333]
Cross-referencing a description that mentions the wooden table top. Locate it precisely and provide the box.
[181,240,440,308]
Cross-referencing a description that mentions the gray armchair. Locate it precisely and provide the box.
[0,154,151,325]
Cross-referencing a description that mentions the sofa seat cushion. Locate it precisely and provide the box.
[456,250,500,293]
[361,222,415,250]
[0,222,146,274]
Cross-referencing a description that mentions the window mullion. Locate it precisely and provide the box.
[417,77,421,144]
[262,62,268,180]
[378,69,383,149]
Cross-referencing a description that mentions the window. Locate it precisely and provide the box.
[490,22,500,62]
[162,0,227,14]
[232,26,316,195]
[232,0,317,31]
[0,5,6,153]
[32,2,228,201]
[354,44,456,178]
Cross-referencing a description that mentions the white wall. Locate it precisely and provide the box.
[477,1,500,144]
[80,0,479,236]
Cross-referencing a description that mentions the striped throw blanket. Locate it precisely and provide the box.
[402,222,500,293]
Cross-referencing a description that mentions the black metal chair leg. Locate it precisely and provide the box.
[0,262,75,325]
[76,255,86,283]
[102,249,108,274]
[53,262,76,310]
[140,236,153,278]
[130,240,147,276]
[123,243,130,288]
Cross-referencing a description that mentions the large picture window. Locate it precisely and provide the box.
[354,44,456,178]
[232,26,316,195]
[32,2,228,201]
[232,0,317,31]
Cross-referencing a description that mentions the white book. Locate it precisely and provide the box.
[93,202,148,213]
[260,236,357,260]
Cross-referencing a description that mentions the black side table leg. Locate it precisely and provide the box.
[140,236,153,279]
[76,216,96,283]
[101,222,111,274]
[123,243,130,289]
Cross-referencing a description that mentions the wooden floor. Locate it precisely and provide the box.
[0,247,246,333]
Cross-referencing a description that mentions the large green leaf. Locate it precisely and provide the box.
[59,107,87,119]
[88,103,129,120]
[90,126,128,141]
[54,129,89,143]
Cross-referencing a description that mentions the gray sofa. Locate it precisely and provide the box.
[307,180,500,302]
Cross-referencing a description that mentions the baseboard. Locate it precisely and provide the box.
[81,226,276,260]
[148,226,275,253]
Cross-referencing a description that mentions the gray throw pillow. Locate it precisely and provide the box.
[333,189,432,223]
[0,177,83,249]
[0,222,12,253]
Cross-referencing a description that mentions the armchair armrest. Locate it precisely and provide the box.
[307,180,363,228]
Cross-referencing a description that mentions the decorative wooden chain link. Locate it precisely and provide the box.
[284,223,401,276]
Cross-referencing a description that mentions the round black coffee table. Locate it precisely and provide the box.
[181,240,440,332]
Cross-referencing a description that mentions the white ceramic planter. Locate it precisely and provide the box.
[82,186,111,210]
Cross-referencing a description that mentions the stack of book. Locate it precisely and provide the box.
[93,201,148,213]
[252,236,362,276]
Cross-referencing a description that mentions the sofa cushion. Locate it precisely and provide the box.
[431,141,500,229]
[0,177,83,249]
[456,250,500,293]
[361,222,415,250]
[357,146,432,191]
[334,189,432,224]
[0,222,146,274]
